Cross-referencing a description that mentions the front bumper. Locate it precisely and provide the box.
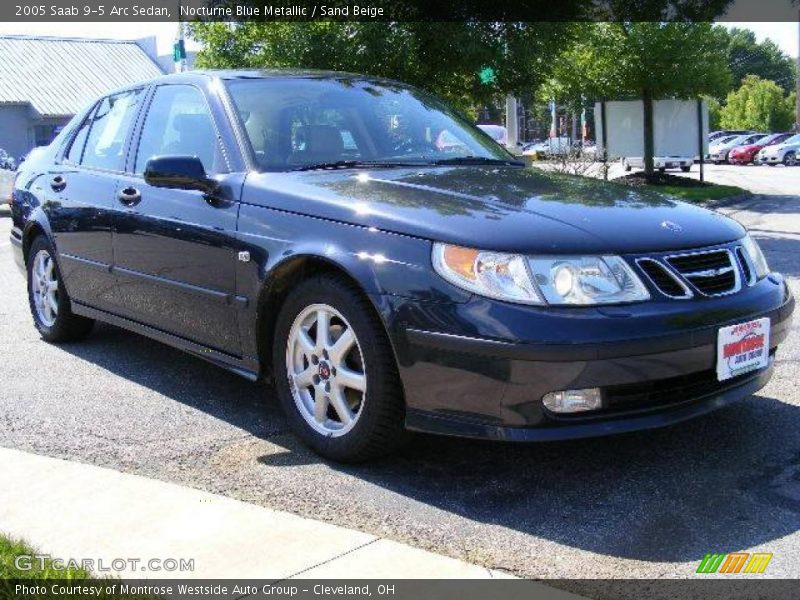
[729,153,754,164]
[653,158,692,168]
[390,276,794,441]
[760,154,782,164]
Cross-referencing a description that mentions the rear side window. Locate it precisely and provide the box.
[82,89,143,171]
[64,108,96,165]
[134,85,225,175]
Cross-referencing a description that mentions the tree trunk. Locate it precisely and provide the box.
[796,12,799,131]
[642,88,655,180]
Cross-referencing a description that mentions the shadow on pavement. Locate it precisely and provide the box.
[58,318,800,565]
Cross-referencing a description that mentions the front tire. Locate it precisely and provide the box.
[272,275,406,462]
[784,152,796,166]
[680,165,691,172]
[27,236,94,342]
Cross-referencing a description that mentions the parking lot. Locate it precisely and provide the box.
[1,163,798,579]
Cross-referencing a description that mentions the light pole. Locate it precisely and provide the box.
[173,0,188,73]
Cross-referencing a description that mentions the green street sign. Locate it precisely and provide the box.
[478,66,497,85]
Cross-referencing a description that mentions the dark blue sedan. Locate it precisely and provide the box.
[9,71,794,461]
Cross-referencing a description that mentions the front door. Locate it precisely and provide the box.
[111,84,242,355]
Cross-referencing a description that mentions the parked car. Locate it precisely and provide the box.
[10,71,794,461]
[477,124,507,146]
[622,155,693,172]
[709,133,766,164]
[708,129,754,143]
[522,136,572,158]
[730,133,794,165]
[757,133,800,166]
[0,148,16,171]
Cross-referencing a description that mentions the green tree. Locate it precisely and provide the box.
[704,95,722,130]
[717,27,796,95]
[543,22,732,177]
[720,75,796,131]
[190,22,574,115]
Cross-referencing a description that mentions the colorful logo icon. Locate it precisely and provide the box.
[696,552,773,574]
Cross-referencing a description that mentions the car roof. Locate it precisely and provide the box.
[107,68,407,95]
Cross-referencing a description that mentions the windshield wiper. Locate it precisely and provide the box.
[431,156,525,167]
[290,160,428,172]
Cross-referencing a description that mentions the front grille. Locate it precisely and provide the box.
[636,258,690,298]
[735,246,754,286]
[665,249,739,296]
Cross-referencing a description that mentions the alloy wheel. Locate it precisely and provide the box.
[30,249,59,327]
[285,303,367,437]
[784,152,796,167]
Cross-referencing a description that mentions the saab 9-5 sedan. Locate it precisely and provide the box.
[9,71,794,461]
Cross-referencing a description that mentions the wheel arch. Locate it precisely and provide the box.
[21,214,53,266]
[254,253,399,381]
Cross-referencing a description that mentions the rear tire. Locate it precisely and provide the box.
[27,236,94,343]
[680,165,691,173]
[272,275,407,462]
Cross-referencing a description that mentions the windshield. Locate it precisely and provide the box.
[780,134,800,145]
[225,77,514,171]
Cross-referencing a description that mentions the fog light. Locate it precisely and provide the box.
[542,388,602,413]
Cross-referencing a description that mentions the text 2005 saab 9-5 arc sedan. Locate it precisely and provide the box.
[9,71,794,462]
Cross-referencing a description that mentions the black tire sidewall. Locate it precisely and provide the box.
[272,277,403,461]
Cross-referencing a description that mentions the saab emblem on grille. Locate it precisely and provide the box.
[661,220,683,233]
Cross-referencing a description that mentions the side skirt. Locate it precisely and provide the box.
[71,302,261,382]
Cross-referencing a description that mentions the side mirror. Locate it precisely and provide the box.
[143,156,215,193]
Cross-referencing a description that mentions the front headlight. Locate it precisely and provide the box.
[528,255,650,305]
[432,243,650,306]
[432,243,543,304]
[740,234,769,280]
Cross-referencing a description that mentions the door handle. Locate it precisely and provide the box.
[50,175,66,192]
[118,186,142,207]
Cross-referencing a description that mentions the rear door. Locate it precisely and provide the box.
[48,89,143,309]
[111,83,242,355]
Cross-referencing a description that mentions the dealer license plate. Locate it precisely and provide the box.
[716,318,770,382]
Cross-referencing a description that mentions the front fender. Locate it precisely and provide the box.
[234,202,470,364]
[236,202,468,303]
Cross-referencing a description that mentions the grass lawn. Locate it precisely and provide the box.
[0,535,90,580]
[614,172,748,204]
[0,534,161,599]
[654,183,747,203]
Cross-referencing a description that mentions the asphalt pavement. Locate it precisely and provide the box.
[1,163,798,580]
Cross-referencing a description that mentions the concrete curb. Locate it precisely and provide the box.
[0,447,515,580]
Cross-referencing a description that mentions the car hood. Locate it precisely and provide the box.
[242,167,745,254]
[732,144,759,153]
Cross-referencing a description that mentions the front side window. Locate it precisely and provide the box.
[134,85,224,175]
[81,90,142,171]
[226,77,513,172]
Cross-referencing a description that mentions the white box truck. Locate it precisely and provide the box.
[595,99,708,173]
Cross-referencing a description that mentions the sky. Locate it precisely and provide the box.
[0,19,796,60]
